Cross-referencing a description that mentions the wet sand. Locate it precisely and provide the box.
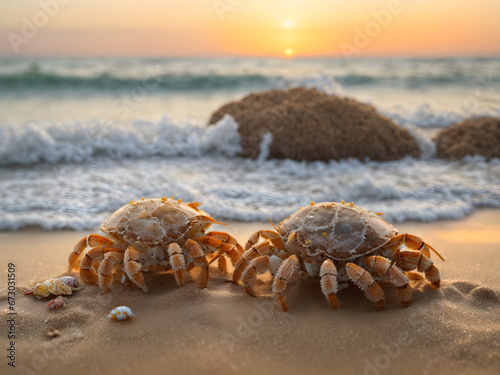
[1,209,499,375]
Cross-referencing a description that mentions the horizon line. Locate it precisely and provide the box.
[0,53,499,60]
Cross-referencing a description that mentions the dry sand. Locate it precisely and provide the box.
[1,210,499,375]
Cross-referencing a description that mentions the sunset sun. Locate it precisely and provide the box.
[283,19,295,29]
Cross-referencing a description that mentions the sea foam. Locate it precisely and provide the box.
[1,153,499,230]
[0,115,240,166]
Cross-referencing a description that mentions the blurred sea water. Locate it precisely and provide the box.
[0,56,499,230]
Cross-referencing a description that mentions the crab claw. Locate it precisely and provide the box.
[23,289,33,295]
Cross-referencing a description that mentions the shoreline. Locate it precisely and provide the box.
[1,208,499,374]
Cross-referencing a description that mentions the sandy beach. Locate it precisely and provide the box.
[2,1,500,374]
[1,209,499,375]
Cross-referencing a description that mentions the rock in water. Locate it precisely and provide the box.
[208,87,420,161]
[434,117,500,160]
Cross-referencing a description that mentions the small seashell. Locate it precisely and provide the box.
[58,276,78,288]
[24,276,79,298]
[108,306,134,321]
[48,296,65,311]
[47,329,61,338]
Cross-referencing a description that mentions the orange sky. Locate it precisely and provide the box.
[1,0,499,57]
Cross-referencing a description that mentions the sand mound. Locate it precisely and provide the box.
[208,88,420,161]
[435,117,500,160]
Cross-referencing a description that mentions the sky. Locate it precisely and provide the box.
[1,0,500,57]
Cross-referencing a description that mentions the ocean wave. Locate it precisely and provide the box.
[2,57,499,230]
[0,115,241,166]
[383,103,500,128]
[2,63,498,92]
[0,103,495,167]
[1,155,499,230]
[0,68,275,91]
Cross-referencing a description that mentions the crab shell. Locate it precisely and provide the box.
[278,202,398,261]
[101,198,214,249]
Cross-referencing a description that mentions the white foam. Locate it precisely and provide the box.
[257,132,273,163]
[1,98,500,230]
[0,115,241,166]
[1,154,499,230]
[383,103,500,128]
[1,92,496,168]
[395,121,436,158]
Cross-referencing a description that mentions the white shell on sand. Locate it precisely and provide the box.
[108,306,134,321]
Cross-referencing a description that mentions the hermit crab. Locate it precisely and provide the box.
[234,201,444,311]
[69,197,243,292]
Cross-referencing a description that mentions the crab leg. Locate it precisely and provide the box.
[233,241,275,283]
[346,263,385,310]
[245,230,262,250]
[69,234,115,271]
[273,255,299,312]
[98,251,124,293]
[79,247,104,285]
[217,254,227,272]
[124,246,148,292]
[387,233,444,261]
[195,235,239,262]
[79,246,121,285]
[204,231,244,255]
[241,255,271,297]
[167,243,187,287]
[320,259,341,309]
[364,256,412,307]
[199,231,243,265]
[185,239,210,289]
[245,230,284,251]
[396,250,441,288]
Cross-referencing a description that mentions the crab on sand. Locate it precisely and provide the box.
[233,201,444,311]
[69,197,243,292]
